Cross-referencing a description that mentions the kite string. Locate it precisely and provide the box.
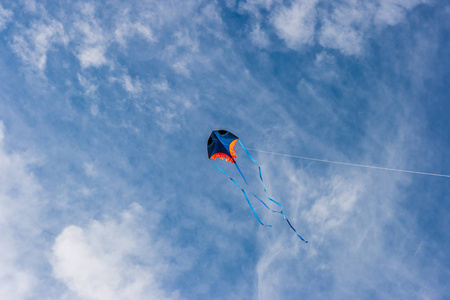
[240,146,450,178]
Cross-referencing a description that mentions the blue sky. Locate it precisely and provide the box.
[0,0,449,299]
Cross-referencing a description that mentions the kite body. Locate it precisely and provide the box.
[207,130,307,243]
[207,130,238,163]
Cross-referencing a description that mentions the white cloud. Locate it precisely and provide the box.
[122,74,142,95]
[318,1,375,55]
[75,19,102,46]
[153,93,194,132]
[114,18,155,47]
[271,0,318,49]
[11,19,68,71]
[79,2,95,16]
[78,45,107,68]
[73,4,109,68]
[305,175,363,234]
[239,0,282,17]
[317,0,427,55]
[165,31,200,77]
[151,78,170,92]
[83,162,98,178]
[0,4,13,31]
[197,2,224,29]
[0,121,43,300]
[375,0,426,26]
[249,23,270,48]
[109,72,143,95]
[242,0,427,56]
[77,73,98,95]
[309,51,339,82]
[0,121,4,142]
[90,104,99,117]
[51,203,180,300]
[22,0,37,13]
[172,60,191,77]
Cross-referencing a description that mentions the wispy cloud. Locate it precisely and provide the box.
[11,19,68,71]
[255,156,436,299]
[110,72,143,95]
[318,1,374,55]
[77,45,107,68]
[375,0,426,26]
[72,3,109,68]
[240,0,428,55]
[0,4,12,31]
[249,23,271,48]
[114,10,155,47]
[77,73,98,95]
[271,0,319,49]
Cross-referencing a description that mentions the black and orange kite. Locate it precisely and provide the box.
[207,130,307,242]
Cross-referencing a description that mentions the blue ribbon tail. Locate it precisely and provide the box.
[238,140,308,243]
[253,194,283,214]
[213,163,271,227]
[284,213,308,243]
[234,161,248,185]
[239,140,283,211]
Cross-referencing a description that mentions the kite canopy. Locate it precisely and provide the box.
[207,130,239,163]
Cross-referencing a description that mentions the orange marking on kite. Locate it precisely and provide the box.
[211,152,235,163]
[229,139,238,159]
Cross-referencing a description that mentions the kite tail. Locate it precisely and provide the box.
[238,140,283,210]
[281,212,308,243]
[233,160,249,185]
[238,140,308,243]
[253,194,282,213]
[232,160,278,210]
[213,163,272,227]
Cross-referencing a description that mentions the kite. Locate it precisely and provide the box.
[207,129,307,243]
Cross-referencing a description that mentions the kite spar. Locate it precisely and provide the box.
[207,130,307,243]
